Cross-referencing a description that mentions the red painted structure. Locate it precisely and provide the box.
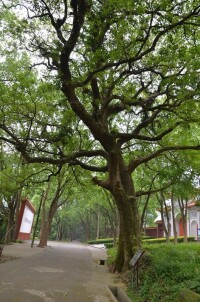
[17,198,36,240]
[179,218,184,236]
[144,221,164,238]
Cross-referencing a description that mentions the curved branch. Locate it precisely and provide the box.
[92,176,111,191]
[60,0,89,72]
[129,145,200,172]
[136,179,175,197]
[72,149,108,159]
[74,6,200,87]
[39,0,67,44]
[118,122,182,145]
[69,159,108,172]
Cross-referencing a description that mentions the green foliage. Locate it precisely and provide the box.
[14,239,23,243]
[107,247,118,266]
[104,242,114,249]
[107,243,200,301]
[50,177,118,242]
[87,238,114,244]
[128,243,200,302]
[143,236,195,244]
[87,236,155,247]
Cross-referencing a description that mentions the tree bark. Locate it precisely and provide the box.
[107,152,141,272]
[38,183,51,248]
[13,190,22,241]
[38,198,60,247]
[85,218,91,242]
[93,151,141,272]
[4,210,15,244]
[4,196,16,244]
[157,192,171,243]
[113,208,120,247]
[178,197,188,243]
[56,219,63,241]
[171,193,178,244]
[96,210,100,240]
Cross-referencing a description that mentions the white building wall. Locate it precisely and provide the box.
[162,202,200,239]
[197,209,200,239]
[19,205,34,234]
[188,206,198,239]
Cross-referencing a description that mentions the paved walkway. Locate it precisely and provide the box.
[0,241,116,302]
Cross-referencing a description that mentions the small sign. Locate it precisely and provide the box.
[198,229,200,236]
[129,250,144,267]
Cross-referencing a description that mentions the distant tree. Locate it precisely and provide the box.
[157,191,171,243]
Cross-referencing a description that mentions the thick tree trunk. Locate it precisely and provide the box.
[38,201,59,247]
[38,222,48,247]
[113,208,120,247]
[38,180,61,248]
[108,153,141,272]
[113,193,141,272]
[93,151,141,272]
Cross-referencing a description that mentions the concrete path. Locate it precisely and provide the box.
[0,241,115,302]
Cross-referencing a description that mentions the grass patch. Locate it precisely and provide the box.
[108,243,200,302]
[132,243,200,301]
[14,240,24,243]
[107,247,118,266]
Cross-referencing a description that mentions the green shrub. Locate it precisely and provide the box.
[142,235,155,239]
[14,240,24,243]
[104,242,114,249]
[143,236,195,244]
[143,237,167,244]
[87,238,114,244]
[129,243,200,302]
[107,247,118,266]
[87,235,155,246]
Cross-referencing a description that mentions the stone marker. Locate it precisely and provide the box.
[177,288,200,302]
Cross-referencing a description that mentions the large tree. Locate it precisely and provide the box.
[0,0,200,271]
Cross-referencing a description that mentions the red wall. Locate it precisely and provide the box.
[145,223,164,238]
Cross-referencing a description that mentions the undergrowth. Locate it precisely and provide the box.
[108,243,200,302]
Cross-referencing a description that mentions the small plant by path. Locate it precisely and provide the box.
[0,255,19,264]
